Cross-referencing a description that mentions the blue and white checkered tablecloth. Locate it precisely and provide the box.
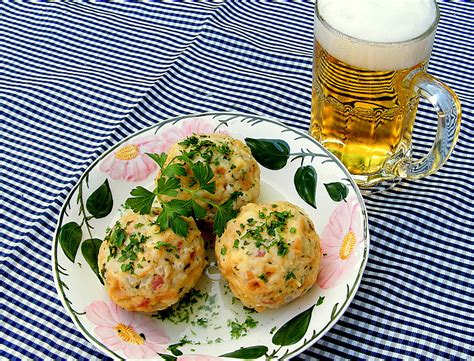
[1,1,473,359]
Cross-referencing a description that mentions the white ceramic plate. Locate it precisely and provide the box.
[53,112,369,360]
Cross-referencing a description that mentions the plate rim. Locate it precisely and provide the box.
[52,111,370,360]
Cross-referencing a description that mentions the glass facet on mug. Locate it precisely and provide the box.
[311,0,461,187]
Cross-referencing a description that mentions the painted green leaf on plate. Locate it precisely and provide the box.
[272,305,314,346]
[324,182,349,202]
[331,303,339,320]
[81,238,104,284]
[245,138,290,170]
[86,179,113,218]
[158,354,177,361]
[59,222,82,262]
[168,345,183,356]
[220,345,268,359]
[294,165,317,208]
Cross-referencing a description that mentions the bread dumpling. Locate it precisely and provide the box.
[158,133,260,223]
[98,209,206,312]
[215,202,321,312]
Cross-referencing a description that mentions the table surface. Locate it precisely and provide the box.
[1,1,473,360]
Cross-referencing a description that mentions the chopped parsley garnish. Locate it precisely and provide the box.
[178,135,233,162]
[105,223,149,274]
[155,241,177,252]
[237,209,294,256]
[277,240,289,256]
[118,233,148,262]
[106,222,126,258]
[154,289,221,334]
[120,263,134,273]
[220,246,227,256]
[178,335,194,346]
[227,316,258,339]
[272,210,292,222]
[258,274,268,282]
[247,218,257,226]
[233,239,239,248]
[243,306,257,314]
[179,135,200,147]
[285,271,296,281]
[193,317,209,327]
[217,143,232,156]
[153,288,205,324]
[166,336,197,356]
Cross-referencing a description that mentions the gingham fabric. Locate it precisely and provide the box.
[1,1,473,359]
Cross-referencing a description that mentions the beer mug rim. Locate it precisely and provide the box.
[315,0,440,47]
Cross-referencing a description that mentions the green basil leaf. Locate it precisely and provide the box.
[245,138,290,170]
[294,165,317,208]
[81,238,104,284]
[272,305,314,346]
[220,345,268,359]
[86,179,113,218]
[59,222,82,262]
[324,182,349,202]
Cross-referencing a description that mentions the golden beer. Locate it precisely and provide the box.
[311,41,427,175]
[309,0,464,187]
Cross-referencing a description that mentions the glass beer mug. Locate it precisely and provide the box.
[311,0,462,187]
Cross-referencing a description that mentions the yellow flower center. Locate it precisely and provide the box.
[115,144,139,160]
[339,230,356,260]
[114,323,145,345]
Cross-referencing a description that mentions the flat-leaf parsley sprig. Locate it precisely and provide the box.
[125,151,242,237]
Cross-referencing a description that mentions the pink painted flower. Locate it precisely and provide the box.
[85,300,169,358]
[100,135,166,181]
[160,118,228,151]
[317,198,364,289]
[177,355,221,361]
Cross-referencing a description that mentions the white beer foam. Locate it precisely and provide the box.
[316,0,437,70]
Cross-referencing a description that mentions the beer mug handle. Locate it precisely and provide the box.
[394,71,462,179]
